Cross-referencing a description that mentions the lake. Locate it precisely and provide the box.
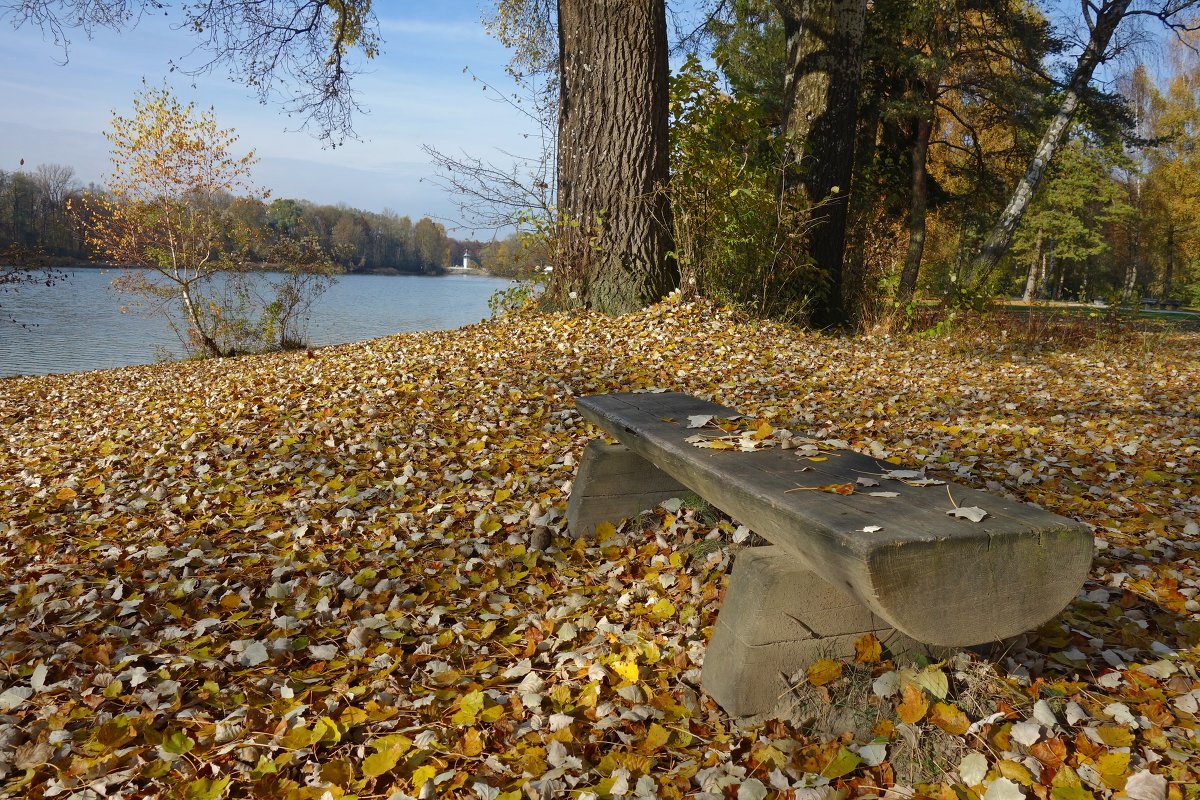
[0,268,514,378]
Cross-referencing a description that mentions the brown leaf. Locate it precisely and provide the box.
[807,658,843,687]
[853,633,882,665]
[897,683,929,724]
[928,701,971,735]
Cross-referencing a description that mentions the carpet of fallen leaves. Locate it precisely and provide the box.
[0,298,1197,800]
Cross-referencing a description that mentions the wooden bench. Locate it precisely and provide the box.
[567,392,1093,719]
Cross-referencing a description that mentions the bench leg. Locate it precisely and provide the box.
[566,440,688,539]
[701,546,945,721]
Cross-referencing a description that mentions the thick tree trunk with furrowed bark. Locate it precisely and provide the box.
[775,0,868,328]
[555,0,676,314]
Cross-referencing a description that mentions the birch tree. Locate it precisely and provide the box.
[74,85,334,357]
[968,0,1200,287]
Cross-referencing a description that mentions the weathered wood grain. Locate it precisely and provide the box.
[565,441,687,538]
[575,392,1092,647]
[702,546,944,720]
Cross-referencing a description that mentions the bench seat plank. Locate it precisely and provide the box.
[575,392,1092,647]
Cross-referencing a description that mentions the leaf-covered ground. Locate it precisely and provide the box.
[0,300,1197,800]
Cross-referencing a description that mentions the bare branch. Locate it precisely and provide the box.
[0,0,379,143]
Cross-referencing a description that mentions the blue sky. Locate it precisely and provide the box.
[0,2,536,231]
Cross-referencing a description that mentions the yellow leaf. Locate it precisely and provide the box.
[279,725,315,750]
[611,659,640,685]
[461,728,485,757]
[598,751,652,776]
[183,776,230,800]
[1094,725,1134,747]
[997,759,1034,786]
[595,521,616,542]
[321,758,355,788]
[853,633,882,664]
[928,702,971,735]
[56,487,77,501]
[897,683,929,724]
[410,764,439,789]
[642,722,671,752]
[821,746,862,779]
[806,659,843,687]
[1095,752,1130,789]
[451,690,485,725]
[913,667,949,700]
[648,598,676,621]
[752,421,774,440]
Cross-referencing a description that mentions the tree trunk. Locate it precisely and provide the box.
[1022,227,1043,302]
[841,85,883,315]
[1123,185,1141,302]
[1163,224,1174,300]
[179,281,224,358]
[775,0,868,328]
[1040,238,1055,298]
[969,0,1132,284]
[556,0,676,315]
[897,93,936,305]
[1123,229,1139,302]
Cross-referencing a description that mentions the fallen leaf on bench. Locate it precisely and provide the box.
[686,414,714,429]
[784,482,855,495]
[860,524,883,533]
[856,477,880,487]
[869,491,900,498]
[751,421,774,440]
[947,506,988,522]
[881,468,946,486]
[881,469,925,480]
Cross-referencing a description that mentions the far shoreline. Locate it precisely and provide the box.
[8,259,505,279]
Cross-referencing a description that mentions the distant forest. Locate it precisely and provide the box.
[0,164,543,278]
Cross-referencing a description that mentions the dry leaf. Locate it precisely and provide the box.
[947,506,988,522]
[897,683,929,724]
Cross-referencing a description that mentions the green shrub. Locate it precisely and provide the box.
[668,56,821,320]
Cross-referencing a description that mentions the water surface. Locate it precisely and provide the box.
[0,268,512,378]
